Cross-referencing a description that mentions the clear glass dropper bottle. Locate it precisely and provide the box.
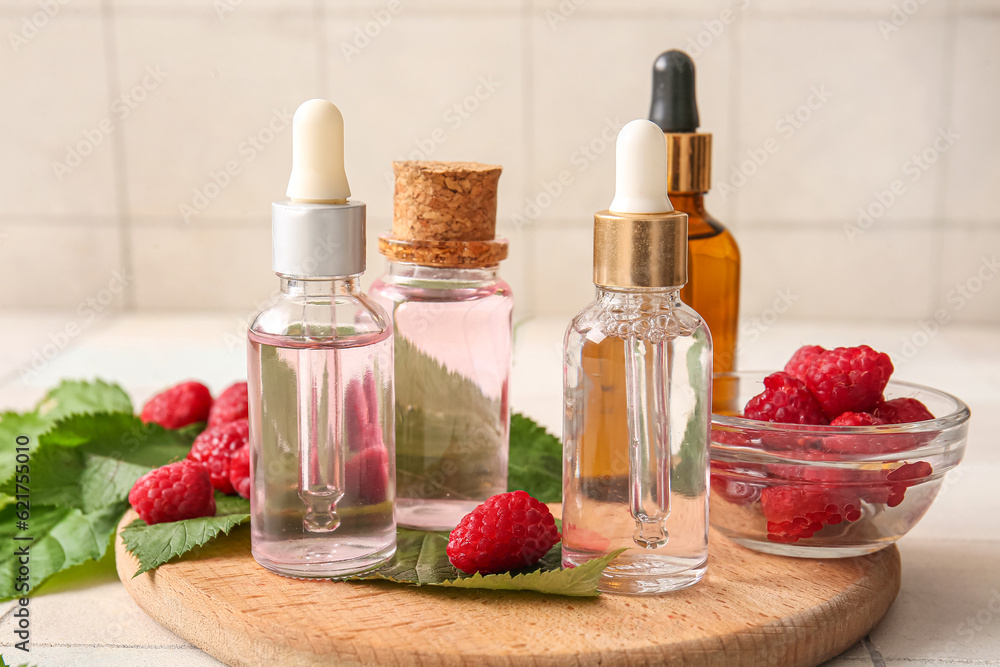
[562,119,712,595]
[247,99,396,578]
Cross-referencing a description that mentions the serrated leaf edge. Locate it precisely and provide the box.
[121,513,250,578]
[345,548,626,597]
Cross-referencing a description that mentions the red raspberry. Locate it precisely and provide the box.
[830,411,883,427]
[344,445,391,505]
[803,345,894,419]
[874,397,935,424]
[229,444,251,499]
[187,419,249,494]
[824,411,888,454]
[140,381,212,429]
[128,460,216,525]
[744,372,828,425]
[447,490,561,575]
[208,382,248,427]
[784,345,825,381]
[760,484,862,544]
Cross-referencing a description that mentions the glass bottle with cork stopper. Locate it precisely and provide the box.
[650,49,741,414]
[369,161,513,532]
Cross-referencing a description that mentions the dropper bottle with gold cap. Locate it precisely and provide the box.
[651,50,741,414]
[562,119,711,595]
[247,99,396,578]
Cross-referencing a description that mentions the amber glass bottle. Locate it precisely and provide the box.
[650,50,741,414]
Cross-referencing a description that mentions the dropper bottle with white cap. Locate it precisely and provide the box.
[562,119,712,595]
[247,99,396,578]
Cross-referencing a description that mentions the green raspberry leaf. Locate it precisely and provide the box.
[0,501,127,601]
[121,493,250,577]
[0,411,51,510]
[345,528,622,597]
[507,413,562,503]
[8,412,196,512]
[36,379,133,423]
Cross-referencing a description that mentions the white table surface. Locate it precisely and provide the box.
[0,312,997,667]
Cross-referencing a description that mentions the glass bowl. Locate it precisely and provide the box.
[710,371,970,558]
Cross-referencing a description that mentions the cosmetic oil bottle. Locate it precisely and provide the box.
[369,161,512,531]
[562,119,712,595]
[650,50,740,414]
[247,99,395,578]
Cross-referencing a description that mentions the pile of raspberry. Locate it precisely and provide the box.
[715,344,937,544]
[129,381,251,525]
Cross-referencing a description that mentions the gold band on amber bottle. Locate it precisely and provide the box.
[665,133,711,194]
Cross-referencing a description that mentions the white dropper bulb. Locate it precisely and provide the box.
[286,99,351,204]
[608,119,672,215]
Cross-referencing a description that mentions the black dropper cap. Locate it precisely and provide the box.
[649,50,699,133]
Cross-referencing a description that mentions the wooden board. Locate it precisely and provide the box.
[115,509,900,667]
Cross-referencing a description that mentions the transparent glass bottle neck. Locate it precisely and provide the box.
[278,275,362,297]
[596,285,683,300]
[386,262,499,284]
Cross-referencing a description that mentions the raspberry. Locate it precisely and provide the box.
[824,411,887,454]
[345,372,384,453]
[830,411,883,427]
[784,345,825,381]
[187,419,249,494]
[874,397,935,424]
[229,445,251,499]
[744,372,828,425]
[128,460,216,525]
[344,445,390,505]
[208,382,248,427]
[140,381,212,429]
[447,490,560,575]
[760,484,862,543]
[803,345,894,419]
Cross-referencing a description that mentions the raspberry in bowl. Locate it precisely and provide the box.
[710,367,969,558]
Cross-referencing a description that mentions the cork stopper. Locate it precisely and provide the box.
[379,161,508,268]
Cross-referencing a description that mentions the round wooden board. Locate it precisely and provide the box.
[115,510,900,667]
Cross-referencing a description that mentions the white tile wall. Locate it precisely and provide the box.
[1,0,997,326]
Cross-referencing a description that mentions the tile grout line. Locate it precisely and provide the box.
[927,2,960,317]
[100,0,136,311]
[861,635,887,667]
[520,0,537,318]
